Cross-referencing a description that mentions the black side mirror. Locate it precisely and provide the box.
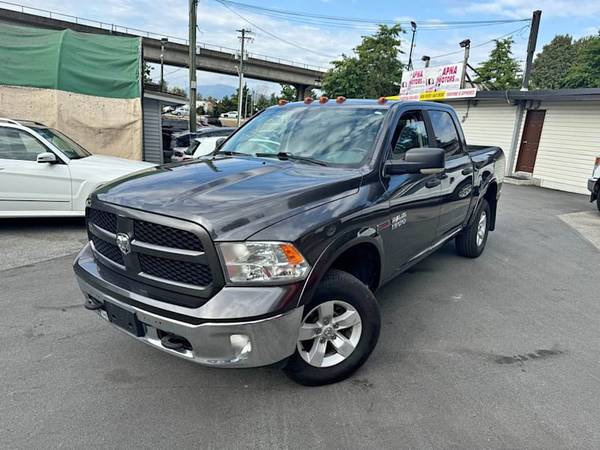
[215,137,226,151]
[384,148,445,175]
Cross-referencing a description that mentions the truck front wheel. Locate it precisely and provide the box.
[455,199,490,258]
[283,269,381,386]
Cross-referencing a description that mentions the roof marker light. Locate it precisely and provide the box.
[319,96,329,104]
[278,99,289,106]
[377,96,387,104]
[336,96,346,104]
[304,97,313,104]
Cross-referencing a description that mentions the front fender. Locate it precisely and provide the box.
[297,228,385,307]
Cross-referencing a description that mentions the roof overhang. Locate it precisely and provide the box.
[143,90,188,105]
[443,88,600,104]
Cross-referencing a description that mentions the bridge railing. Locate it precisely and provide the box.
[0,1,327,72]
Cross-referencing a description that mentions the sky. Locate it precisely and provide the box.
[6,0,600,97]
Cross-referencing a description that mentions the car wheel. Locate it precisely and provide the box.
[283,269,381,386]
[455,198,490,258]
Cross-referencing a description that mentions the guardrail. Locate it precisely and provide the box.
[0,1,328,72]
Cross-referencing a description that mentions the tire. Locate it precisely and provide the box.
[597,193,600,212]
[283,269,381,386]
[456,199,491,258]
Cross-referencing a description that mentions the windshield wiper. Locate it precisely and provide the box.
[215,150,248,157]
[255,152,329,166]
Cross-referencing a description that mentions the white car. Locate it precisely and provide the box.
[171,128,235,162]
[0,118,155,218]
[588,156,600,211]
[219,111,238,118]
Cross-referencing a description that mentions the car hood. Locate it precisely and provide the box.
[94,156,362,240]
[70,154,155,173]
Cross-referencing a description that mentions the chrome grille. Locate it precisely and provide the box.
[86,206,223,298]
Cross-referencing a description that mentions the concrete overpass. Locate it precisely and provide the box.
[0,6,325,99]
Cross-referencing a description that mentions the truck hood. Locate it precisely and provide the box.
[94,156,362,240]
[70,154,155,174]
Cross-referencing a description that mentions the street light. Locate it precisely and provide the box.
[160,38,168,91]
[459,39,471,89]
[421,55,431,68]
[407,21,417,71]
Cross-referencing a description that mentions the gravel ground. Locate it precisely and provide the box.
[1,184,599,449]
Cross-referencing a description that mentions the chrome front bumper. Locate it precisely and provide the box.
[78,276,303,367]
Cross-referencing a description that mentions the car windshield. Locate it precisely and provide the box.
[219,106,388,167]
[33,127,91,159]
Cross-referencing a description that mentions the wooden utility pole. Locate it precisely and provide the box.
[189,0,198,132]
[521,10,542,90]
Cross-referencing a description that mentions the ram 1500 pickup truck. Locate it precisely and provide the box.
[74,99,505,386]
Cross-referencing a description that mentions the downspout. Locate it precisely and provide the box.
[506,99,525,176]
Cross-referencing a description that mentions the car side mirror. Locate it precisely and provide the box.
[37,152,57,164]
[215,137,226,151]
[384,148,445,175]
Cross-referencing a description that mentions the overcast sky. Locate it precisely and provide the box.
[8,0,600,96]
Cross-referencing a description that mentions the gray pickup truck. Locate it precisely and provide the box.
[74,99,505,385]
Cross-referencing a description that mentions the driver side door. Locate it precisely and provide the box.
[0,127,72,214]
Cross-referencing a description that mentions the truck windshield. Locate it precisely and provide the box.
[33,127,91,159]
[219,106,388,167]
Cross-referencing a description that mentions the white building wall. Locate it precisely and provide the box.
[448,100,518,162]
[532,101,600,195]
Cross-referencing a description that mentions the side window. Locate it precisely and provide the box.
[0,127,48,161]
[428,110,462,157]
[390,111,430,160]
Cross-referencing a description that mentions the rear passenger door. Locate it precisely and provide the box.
[427,110,475,237]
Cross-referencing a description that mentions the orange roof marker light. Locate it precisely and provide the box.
[377,96,387,104]
[336,96,346,104]
[278,99,289,106]
[319,96,329,104]
[304,97,313,104]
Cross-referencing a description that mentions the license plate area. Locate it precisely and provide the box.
[104,302,145,337]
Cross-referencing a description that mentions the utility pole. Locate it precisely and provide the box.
[521,10,542,90]
[160,38,168,91]
[236,28,252,126]
[407,21,417,70]
[244,85,250,118]
[188,0,198,132]
[459,39,471,89]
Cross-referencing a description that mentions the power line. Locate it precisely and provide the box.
[429,24,530,60]
[214,0,338,59]
[217,0,530,28]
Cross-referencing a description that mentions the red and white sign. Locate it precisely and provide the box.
[400,64,464,96]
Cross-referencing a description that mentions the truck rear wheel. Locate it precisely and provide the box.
[283,269,381,386]
[455,199,490,258]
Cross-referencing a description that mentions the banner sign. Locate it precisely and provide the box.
[400,64,463,96]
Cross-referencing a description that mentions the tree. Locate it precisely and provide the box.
[474,38,521,90]
[531,35,576,89]
[322,24,404,98]
[143,62,153,84]
[562,33,600,88]
[168,86,186,96]
[279,84,297,101]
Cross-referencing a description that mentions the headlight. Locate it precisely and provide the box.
[217,242,310,284]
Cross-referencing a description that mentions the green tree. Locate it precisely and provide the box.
[531,35,576,89]
[474,37,521,90]
[168,86,186,96]
[143,62,153,84]
[322,24,404,98]
[280,84,297,101]
[562,33,600,88]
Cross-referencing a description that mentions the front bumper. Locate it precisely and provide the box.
[588,177,598,197]
[74,245,304,368]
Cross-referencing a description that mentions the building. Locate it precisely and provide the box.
[443,89,600,195]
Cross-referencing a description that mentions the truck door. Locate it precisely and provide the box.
[382,110,442,272]
[427,110,474,237]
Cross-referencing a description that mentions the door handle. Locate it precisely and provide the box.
[461,167,473,175]
[425,178,441,188]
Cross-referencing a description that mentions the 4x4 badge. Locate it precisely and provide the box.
[116,233,131,255]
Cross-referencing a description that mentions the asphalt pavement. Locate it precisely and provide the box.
[1,184,600,449]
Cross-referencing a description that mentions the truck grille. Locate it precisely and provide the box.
[86,205,223,299]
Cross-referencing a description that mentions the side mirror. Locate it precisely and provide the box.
[214,137,226,151]
[37,152,57,164]
[384,148,445,175]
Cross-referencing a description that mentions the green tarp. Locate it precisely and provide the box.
[0,22,141,99]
